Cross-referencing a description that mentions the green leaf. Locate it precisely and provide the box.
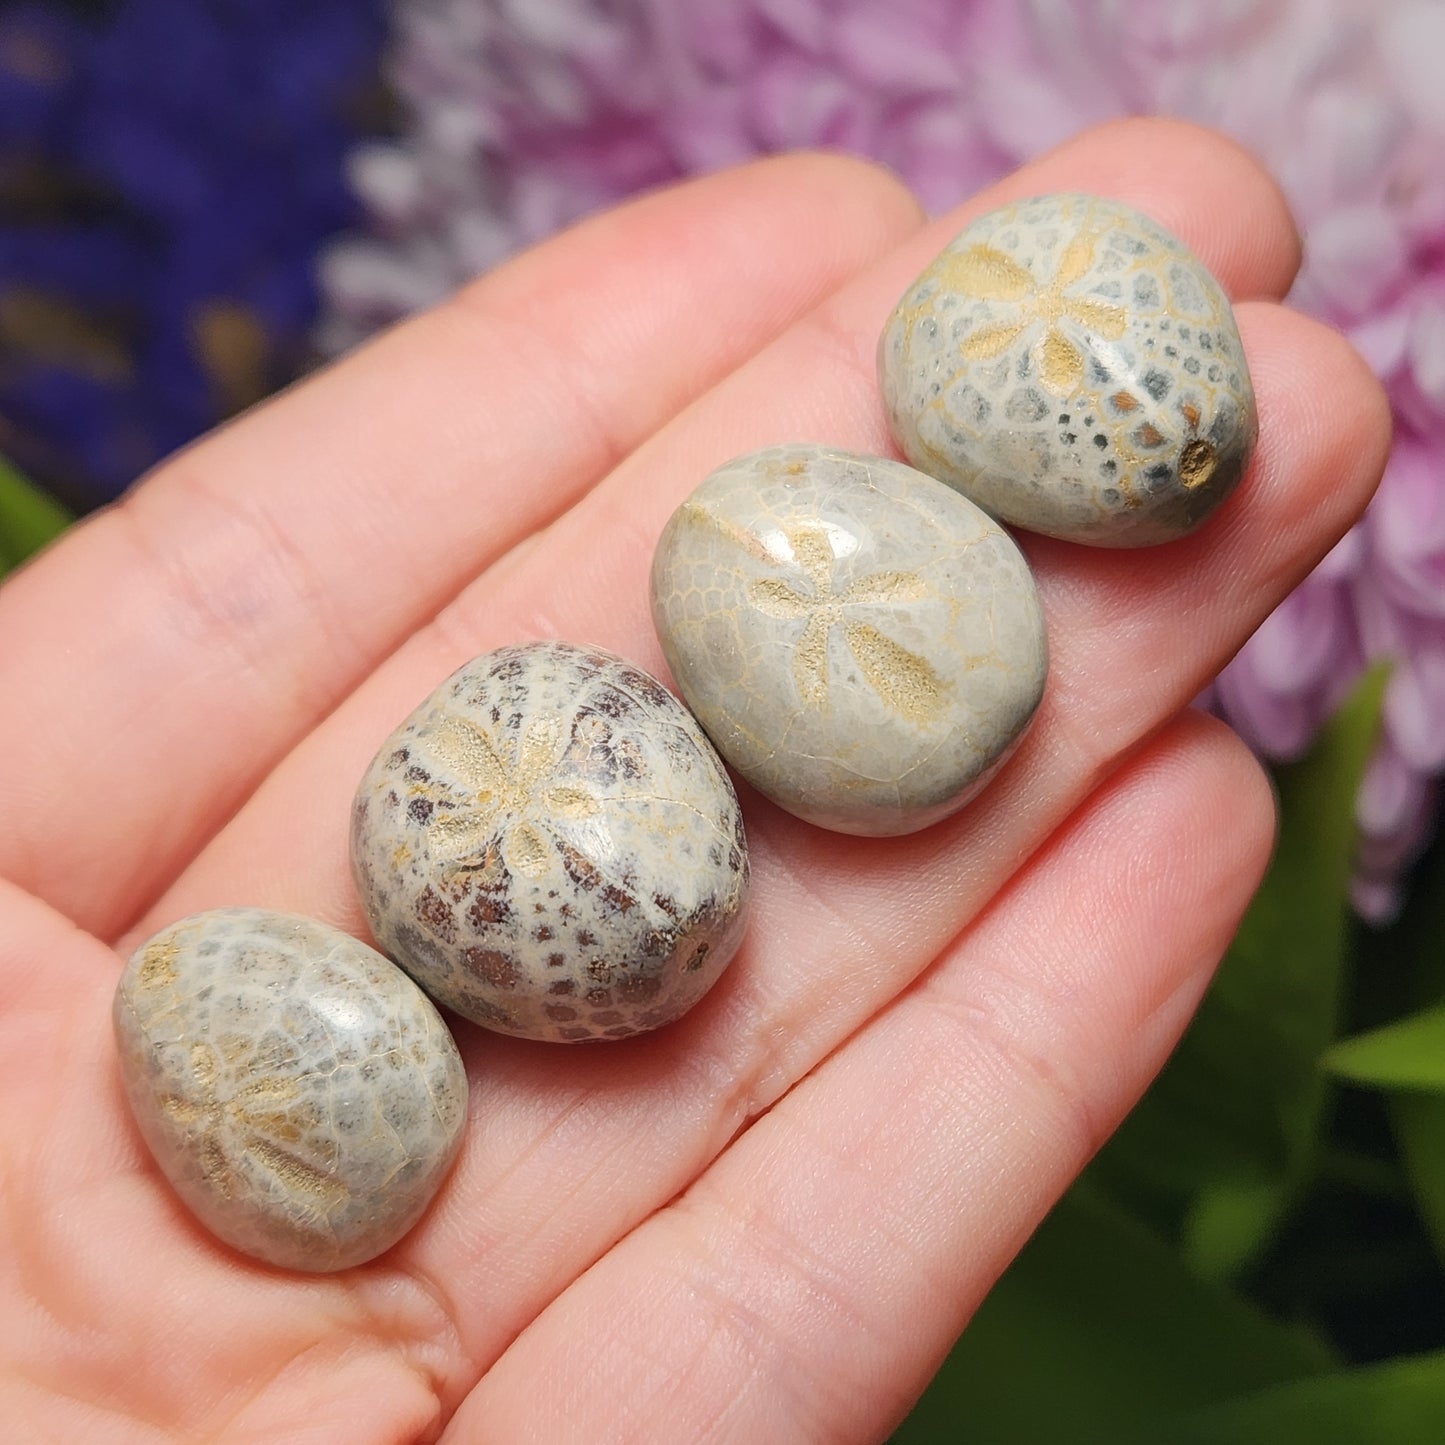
[1390,1094,1445,1267]
[1323,1014,1445,1269]
[892,1186,1332,1445]
[1184,1178,1290,1281]
[0,456,71,575]
[1092,667,1388,1278]
[1341,825,1445,1274]
[1324,1006,1445,1092]
[1349,826,1445,1021]
[1160,1349,1445,1443]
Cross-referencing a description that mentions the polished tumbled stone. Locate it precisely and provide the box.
[650,444,1048,836]
[351,641,749,1043]
[879,191,1256,547]
[113,908,467,1272]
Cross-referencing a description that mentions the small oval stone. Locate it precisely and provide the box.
[879,191,1257,547]
[351,641,750,1043]
[113,908,468,1273]
[650,443,1048,835]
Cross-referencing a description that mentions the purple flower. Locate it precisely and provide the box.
[0,0,388,507]
[328,0,1445,917]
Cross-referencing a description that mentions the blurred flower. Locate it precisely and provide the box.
[0,0,388,508]
[326,0,1445,919]
[317,0,1029,348]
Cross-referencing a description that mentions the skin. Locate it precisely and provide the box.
[0,120,1390,1442]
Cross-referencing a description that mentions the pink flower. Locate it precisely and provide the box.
[323,0,1445,919]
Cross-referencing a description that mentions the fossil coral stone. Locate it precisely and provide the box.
[113,908,467,1273]
[650,444,1048,835]
[351,641,749,1042]
[879,192,1257,547]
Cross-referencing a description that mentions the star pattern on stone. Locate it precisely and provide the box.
[941,225,1127,395]
[425,712,599,880]
[160,1042,344,1207]
[747,524,946,723]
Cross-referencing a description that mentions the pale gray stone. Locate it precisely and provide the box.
[879,192,1257,547]
[650,444,1048,836]
[351,642,749,1043]
[113,908,467,1273]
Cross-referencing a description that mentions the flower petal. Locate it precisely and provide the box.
[749,577,814,620]
[843,620,947,724]
[430,715,509,793]
[785,524,838,596]
[840,570,928,606]
[542,785,601,819]
[1053,229,1098,288]
[960,318,1029,360]
[502,821,553,880]
[938,243,1036,301]
[1039,327,1085,394]
[793,616,831,707]
[1063,295,1127,339]
[427,811,497,866]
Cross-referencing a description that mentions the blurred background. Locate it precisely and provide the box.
[4,1,1445,1437]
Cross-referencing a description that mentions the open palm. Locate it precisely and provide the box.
[0,121,1388,1442]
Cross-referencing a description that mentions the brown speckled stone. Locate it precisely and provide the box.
[351,641,750,1042]
[113,908,468,1273]
[879,192,1256,547]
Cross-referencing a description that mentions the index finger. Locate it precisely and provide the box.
[0,153,925,938]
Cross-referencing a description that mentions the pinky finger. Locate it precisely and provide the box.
[451,711,1276,1443]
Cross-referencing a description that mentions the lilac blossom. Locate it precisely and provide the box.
[324,0,1445,918]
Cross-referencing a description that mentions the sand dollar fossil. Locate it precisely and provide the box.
[350,641,750,1042]
[650,443,1048,835]
[113,907,467,1272]
[879,191,1257,546]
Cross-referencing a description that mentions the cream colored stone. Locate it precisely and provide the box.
[113,908,467,1272]
[650,444,1048,835]
[879,192,1256,546]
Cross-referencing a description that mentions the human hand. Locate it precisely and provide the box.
[0,120,1388,1442]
